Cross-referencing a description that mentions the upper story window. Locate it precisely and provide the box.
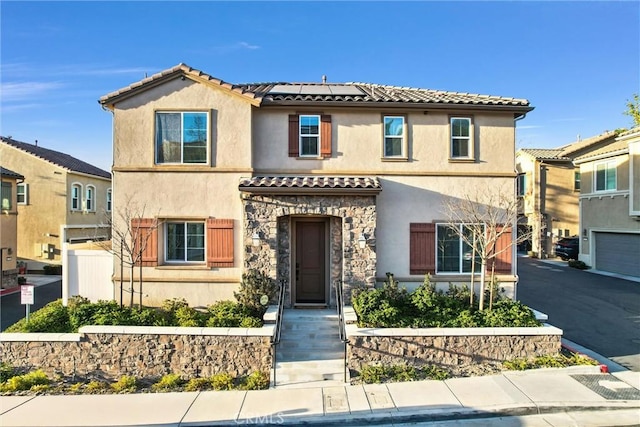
[516,174,526,197]
[165,221,205,263]
[17,183,28,205]
[299,115,320,157]
[574,171,581,191]
[595,160,616,192]
[450,117,473,159]
[71,183,82,211]
[85,185,96,212]
[1,182,12,210]
[156,112,208,164]
[106,189,112,212]
[383,116,406,158]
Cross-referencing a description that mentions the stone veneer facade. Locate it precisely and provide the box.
[0,326,273,381]
[242,193,377,306]
[346,325,563,372]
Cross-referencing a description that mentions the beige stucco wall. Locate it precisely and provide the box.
[0,144,110,263]
[253,109,517,175]
[1,177,19,274]
[112,78,253,169]
[632,141,640,213]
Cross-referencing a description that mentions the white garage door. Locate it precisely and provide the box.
[594,232,640,278]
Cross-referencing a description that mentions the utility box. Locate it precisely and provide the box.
[36,243,55,259]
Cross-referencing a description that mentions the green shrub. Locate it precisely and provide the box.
[174,306,205,327]
[352,273,414,327]
[234,270,277,318]
[211,373,234,390]
[5,299,71,333]
[0,363,16,382]
[503,351,598,371]
[206,301,251,327]
[358,364,449,384]
[151,373,184,392]
[568,260,589,270]
[111,375,138,393]
[85,380,109,393]
[239,371,270,390]
[0,370,50,392]
[239,317,263,328]
[185,377,212,392]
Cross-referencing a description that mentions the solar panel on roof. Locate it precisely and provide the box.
[269,85,301,94]
[268,84,364,96]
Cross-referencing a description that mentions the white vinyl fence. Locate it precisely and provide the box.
[63,247,113,304]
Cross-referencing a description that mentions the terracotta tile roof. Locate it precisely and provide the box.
[1,137,111,180]
[239,176,381,193]
[518,148,570,161]
[0,166,24,180]
[100,63,532,112]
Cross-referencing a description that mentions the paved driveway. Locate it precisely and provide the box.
[1,280,62,331]
[516,255,640,371]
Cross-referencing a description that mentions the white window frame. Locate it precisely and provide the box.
[106,188,112,212]
[164,221,206,264]
[155,111,209,164]
[436,223,484,274]
[1,182,12,210]
[383,115,406,159]
[299,114,321,157]
[85,185,96,212]
[17,183,28,205]
[594,160,617,192]
[450,117,474,160]
[71,183,82,211]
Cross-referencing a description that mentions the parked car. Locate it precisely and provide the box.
[555,236,579,260]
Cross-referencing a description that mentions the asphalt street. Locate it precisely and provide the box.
[0,280,62,331]
[516,256,640,371]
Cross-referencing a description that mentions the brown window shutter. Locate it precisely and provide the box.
[207,218,234,268]
[410,223,436,275]
[288,115,299,157]
[131,218,158,267]
[489,225,512,274]
[320,115,332,158]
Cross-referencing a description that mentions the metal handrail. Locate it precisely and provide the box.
[271,279,286,387]
[334,279,349,383]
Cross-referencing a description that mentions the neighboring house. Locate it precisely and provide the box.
[99,63,533,308]
[574,126,640,278]
[1,167,24,288]
[516,131,618,258]
[0,137,112,265]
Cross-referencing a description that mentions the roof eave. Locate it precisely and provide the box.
[574,148,630,165]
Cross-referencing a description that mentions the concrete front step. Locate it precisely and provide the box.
[276,352,344,362]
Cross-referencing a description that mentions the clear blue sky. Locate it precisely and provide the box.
[1,1,638,172]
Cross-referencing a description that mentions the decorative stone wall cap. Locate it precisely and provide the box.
[343,306,358,324]
[79,324,277,337]
[346,324,563,337]
[263,306,278,324]
[0,333,81,342]
[530,309,549,321]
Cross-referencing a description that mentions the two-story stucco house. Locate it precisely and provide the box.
[99,63,533,308]
[1,166,24,288]
[0,137,112,266]
[574,127,640,278]
[515,131,618,258]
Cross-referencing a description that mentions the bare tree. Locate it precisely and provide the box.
[96,195,159,307]
[441,183,530,311]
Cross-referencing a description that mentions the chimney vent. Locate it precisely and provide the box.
[322,75,327,84]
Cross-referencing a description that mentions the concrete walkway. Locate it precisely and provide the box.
[0,275,61,297]
[1,367,638,426]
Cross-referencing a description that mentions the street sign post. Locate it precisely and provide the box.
[21,285,34,322]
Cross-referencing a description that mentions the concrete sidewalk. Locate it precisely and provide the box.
[0,275,61,297]
[1,367,638,426]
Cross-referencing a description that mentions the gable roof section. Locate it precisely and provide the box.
[0,166,24,180]
[557,130,618,158]
[518,148,570,161]
[99,63,533,114]
[573,139,630,163]
[1,137,111,180]
[99,63,262,109]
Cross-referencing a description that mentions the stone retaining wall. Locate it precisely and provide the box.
[346,325,563,372]
[0,325,274,381]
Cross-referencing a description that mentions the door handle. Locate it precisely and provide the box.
[296,262,300,281]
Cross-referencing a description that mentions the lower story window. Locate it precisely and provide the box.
[166,222,205,262]
[437,224,482,273]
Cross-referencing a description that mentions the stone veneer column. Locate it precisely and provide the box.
[242,193,376,306]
